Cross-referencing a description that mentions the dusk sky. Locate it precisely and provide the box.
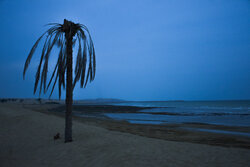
[0,0,249,101]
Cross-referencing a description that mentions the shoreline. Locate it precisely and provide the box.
[25,103,250,149]
[1,102,250,167]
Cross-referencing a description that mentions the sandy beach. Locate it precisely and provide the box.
[1,101,250,167]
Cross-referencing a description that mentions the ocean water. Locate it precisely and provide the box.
[104,100,250,127]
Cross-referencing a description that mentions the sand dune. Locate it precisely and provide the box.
[0,103,250,167]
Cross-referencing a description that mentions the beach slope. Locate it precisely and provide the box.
[0,103,250,167]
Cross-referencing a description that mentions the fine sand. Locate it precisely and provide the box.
[1,102,250,167]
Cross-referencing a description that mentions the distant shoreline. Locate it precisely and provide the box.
[22,102,250,149]
[1,98,250,104]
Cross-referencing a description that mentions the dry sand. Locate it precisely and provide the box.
[1,103,250,167]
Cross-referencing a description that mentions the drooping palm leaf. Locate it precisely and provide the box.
[47,61,58,91]
[42,31,61,93]
[80,38,87,88]
[24,20,96,98]
[34,34,51,94]
[23,32,46,79]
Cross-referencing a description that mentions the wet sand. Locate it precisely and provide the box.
[1,101,250,167]
[33,103,250,148]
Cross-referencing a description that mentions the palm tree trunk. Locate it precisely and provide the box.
[65,33,73,143]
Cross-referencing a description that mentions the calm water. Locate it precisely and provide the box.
[104,100,250,127]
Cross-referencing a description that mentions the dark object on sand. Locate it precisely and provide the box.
[54,133,60,140]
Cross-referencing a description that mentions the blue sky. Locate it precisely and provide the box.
[0,0,249,101]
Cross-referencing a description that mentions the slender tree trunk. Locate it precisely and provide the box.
[65,32,73,143]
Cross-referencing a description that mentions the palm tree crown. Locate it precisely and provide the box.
[23,19,96,98]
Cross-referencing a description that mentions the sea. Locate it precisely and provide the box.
[104,100,250,127]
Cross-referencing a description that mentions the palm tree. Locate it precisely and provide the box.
[23,19,96,142]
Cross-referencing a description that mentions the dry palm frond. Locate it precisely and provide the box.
[23,32,46,79]
[80,38,87,88]
[24,20,96,98]
[73,33,82,89]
